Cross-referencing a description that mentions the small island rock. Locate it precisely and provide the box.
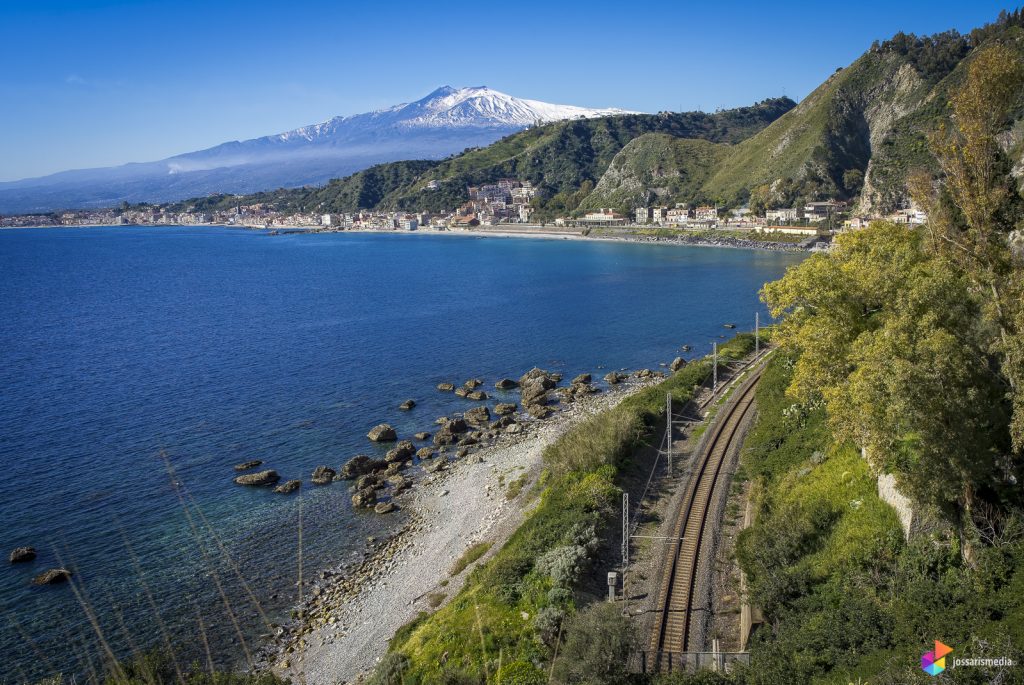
[10,547,36,564]
[367,424,397,442]
[234,470,280,486]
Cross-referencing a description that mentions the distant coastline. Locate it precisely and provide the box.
[1,222,812,253]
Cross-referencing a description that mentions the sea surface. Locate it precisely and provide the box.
[0,226,802,680]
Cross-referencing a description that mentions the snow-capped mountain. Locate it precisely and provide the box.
[0,87,636,213]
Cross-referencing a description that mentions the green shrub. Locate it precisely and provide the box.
[552,603,638,685]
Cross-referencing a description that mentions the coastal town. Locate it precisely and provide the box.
[0,177,926,241]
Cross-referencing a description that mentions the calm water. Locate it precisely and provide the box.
[0,226,801,679]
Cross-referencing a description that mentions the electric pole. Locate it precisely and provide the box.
[755,312,760,356]
[713,342,718,392]
[666,392,673,476]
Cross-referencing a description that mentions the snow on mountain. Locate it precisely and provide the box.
[0,86,638,213]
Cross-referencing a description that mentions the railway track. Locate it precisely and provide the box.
[649,363,764,669]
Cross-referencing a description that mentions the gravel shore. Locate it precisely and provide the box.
[261,377,660,684]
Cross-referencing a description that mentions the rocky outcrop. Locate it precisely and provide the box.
[356,473,384,491]
[467,390,488,401]
[385,441,416,463]
[670,357,687,372]
[274,480,301,494]
[527,404,552,419]
[437,382,455,392]
[367,424,397,442]
[445,417,468,433]
[416,447,435,459]
[494,403,517,416]
[463,379,483,390]
[571,373,591,385]
[234,470,280,486]
[339,455,385,479]
[9,547,36,564]
[311,466,336,485]
[32,569,72,585]
[495,378,518,389]
[389,475,412,493]
[233,460,263,471]
[414,432,431,441]
[398,399,416,410]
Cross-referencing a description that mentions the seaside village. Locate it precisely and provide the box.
[0,177,927,237]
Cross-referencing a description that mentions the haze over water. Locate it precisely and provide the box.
[0,226,802,678]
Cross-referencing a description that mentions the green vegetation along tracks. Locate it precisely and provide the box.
[649,363,763,668]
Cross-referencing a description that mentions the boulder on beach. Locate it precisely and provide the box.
[495,378,518,390]
[32,568,72,586]
[311,465,337,485]
[374,501,398,514]
[604,371,626,385]
[506,423,524,434]
[385,440,416,463]
[10,547,36,564]
[414,431,431,441]
[367,424,397,442]
[233,470,280,486]
[636,368,655,379]
[399,399,416,411]
[520,382,550,407]
[491,415,516,429]
[671,357,687,372]
[571,373,592,385]
[494,402,517,416]
[437,382,455,392]
[339,455,385,479]
[456,448,470,458]
[463,379,483,389]
[467,390,488,401]
[233,460,264,472]
[274,480,301,494]
[390,475,412,493]
[423,459,447,473]
[464,406,491,425]
[457,435,479,447]
[527,404,552,419]
[416,446,435,459]
[351,487,378,508]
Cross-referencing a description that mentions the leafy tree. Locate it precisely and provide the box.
[551,603,637,685]
[842,168,864,194]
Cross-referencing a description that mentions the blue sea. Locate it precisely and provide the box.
[0,226,802,679]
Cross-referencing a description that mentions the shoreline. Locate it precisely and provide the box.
[1,223,811,253]
[258,375,664,684]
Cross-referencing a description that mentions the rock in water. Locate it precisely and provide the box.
[234,470,280,486]
[571,373,592,385]
[233,460,264,471]
[274,480,301,494]
[495,378,518,389]
[32,569,72,585]
[414,432,431,440]
[494,403,517,416]
[445,417,468,433]
[367,424,397,442]
[463,379,483,389]
[399,399,416,410]
[311,466,336,485]
[670,357,687,372]
[351,487,377,508]
[604,371,626,385]
[416,447,435,459]
[374,502,397,514]
[467,390,488,401]
[464,406,491,425]
[339,455,385,479]
[385,441,416,463]
[724,323,736,329]
[9,547,36,563]
[436,383,455,392]
[454,387,469,398]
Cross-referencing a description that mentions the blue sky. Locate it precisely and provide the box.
[0,0,1015,181]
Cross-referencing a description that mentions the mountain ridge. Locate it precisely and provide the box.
[0,87,635,213]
